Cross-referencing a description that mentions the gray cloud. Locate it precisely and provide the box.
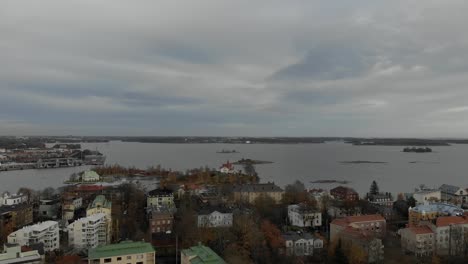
[1,0,468,136]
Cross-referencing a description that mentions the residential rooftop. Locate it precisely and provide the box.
[436,216,468,227]
[148,188,173,196]
[88,241,155,260]
[331,214,385,227]
[282,231,320,242]
[16,221,57,233]
[71,213,106,224]
[232,183,283,193]
[181,244,226,264]
[407,226,434,235]
[88,195,111,209]
[410,203,463,216]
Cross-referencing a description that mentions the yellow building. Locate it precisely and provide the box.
[88,241,155,264]
[147,189,175,208]
[408,203,463,227]
[232,183,284,204]
[87,195,112,243]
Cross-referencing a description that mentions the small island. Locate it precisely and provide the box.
[403,147,432,153]
[311,180,349,184]
[216,149,239,154]
[340,160,387,164]
[233,158,273,165]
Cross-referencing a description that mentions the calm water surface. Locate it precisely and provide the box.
[1,141,467,196]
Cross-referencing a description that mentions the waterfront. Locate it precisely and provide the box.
[1,141,467,195]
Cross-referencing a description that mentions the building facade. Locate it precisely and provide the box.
[287,204,322,228]
[147,189,175,208]
[439,184,468,203]
[413,189,442,204]
[232,183,284,204]
[148,207,174,234]
[0,193,28,206]
[0,244,43,264]
[7,221,59,252]
[282,231,323,256]
[400,226,435,257]
[82,170,101,182]
[87,195,112,241]
[68,213,109,250]
[197,208,233,228]
[88,241,155,264]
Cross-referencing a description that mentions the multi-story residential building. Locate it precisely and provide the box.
[287,204,322,228]
[181,243,226,264]
[147,189,175,208]
[0,244,43,264]
[68,213,109,250]
[87,195,112,241]
[400,225,435,257]
[197,207,233,228]
[38,199,60,219]
[0,193,28,206]
[281,231,323,256]
[88,241,155,264]
[408,203,463,227]
[433,216,468,255]
[439,184,468,203]
[232,183,284,204]
[330,214,386,241]
[330,186,359,201]
[413,189,441,204]
[62,195,83,221]
[7,221,59,252]
[367,193,393,207]
[339,227,384,263]
[0,204,34,244]
[148,207,174,234]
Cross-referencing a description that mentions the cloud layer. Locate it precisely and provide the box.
[2,0,468,136]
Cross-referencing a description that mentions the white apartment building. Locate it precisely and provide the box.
[400,226,435,257]
[197,208,233,228]
[68,213,109,250]
[7,221,59,252]
[282,231,323,256]
[288,204,322,228]
[0,193,28,206]
[413,189,441,204]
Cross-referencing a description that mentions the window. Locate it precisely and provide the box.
[104,258,112,263]
[127,256,132,260]
[117,257,122,261]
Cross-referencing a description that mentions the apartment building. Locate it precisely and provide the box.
[7,221,59,251]
[288,203,322,228]
[68,213,109,250]
[88,241,155,264]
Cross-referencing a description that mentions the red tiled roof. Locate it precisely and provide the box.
[331,214,385,227]
[436,216,468,227]
[408,226,433,235]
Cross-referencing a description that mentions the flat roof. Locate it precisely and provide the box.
[88,241,155,259]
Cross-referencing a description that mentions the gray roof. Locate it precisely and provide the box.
[439,184,461,195]
[282,231,320,242]
[410,203,464,216]
[197,206,233,215]
[232,183,283,193]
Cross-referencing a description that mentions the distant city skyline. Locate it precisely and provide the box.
[2,1,468,137]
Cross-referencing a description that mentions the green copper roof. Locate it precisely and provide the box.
[181,244,226,264]
[88,241,155,259]
[88,195,111,210]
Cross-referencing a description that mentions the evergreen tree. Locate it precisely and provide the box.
[370,180,379,195]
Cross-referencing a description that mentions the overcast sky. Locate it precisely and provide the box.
[1,1,468,137]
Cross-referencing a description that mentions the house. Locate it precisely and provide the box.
[62,196,83,221]
[7,221,59,252]
[82,170,101,182]
[0,193,28,206]
[308,189,328,209]
[88,241,155,264]
[408,203,463,227]
[339,227,384,263]
[147,189,175,208]
[181,243,226,264]
[282,231,323,256]
[400,225,435,257]
[87,195,112,242]
[219,161,235,174]
[330,214,386,241]
[413,188,441,204]
[232,183,284,204]
[330,186,359,201]
[68,213,109,249]
[287,204,322,228]
[38,199,60,219]
[148,207,174,234]
[197,207,233,228]
[439,184,468,203]
[367,193,393,207]
[0,243,43,264]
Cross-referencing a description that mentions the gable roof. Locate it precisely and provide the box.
[439,184,461,195]
[331,214,385,227]
[181,244,226,264]
[407,226,434,235]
